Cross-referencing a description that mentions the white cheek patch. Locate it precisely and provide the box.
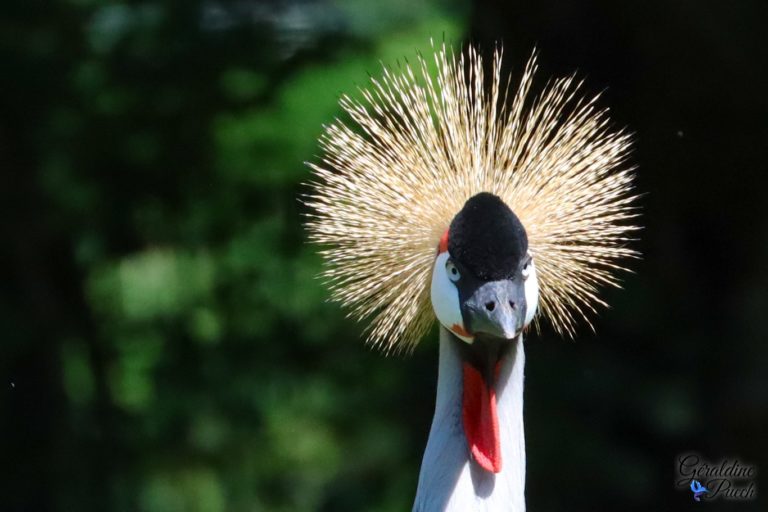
[430,252,473,342]
[524,261,539,327]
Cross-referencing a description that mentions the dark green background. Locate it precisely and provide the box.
[2,1,766,510]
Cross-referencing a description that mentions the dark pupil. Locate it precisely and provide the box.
[451,268,457,275]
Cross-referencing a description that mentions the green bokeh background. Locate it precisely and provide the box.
[2,1,766,511]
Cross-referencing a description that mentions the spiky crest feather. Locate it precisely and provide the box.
[305,43,638,353]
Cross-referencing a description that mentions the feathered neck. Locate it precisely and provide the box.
[413,327,526,511]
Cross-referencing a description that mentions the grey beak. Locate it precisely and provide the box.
[463,280,525,339]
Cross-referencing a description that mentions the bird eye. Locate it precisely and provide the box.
[446,260,461,282]
[521,260,532,280]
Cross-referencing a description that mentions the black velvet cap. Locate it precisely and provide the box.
[447,192,528,281]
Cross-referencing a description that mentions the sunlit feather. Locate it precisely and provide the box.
[305,43,638,353]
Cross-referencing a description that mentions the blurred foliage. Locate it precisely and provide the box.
[1,1,467,510]
[3,0,768,511]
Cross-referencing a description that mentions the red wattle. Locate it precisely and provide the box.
[462,363,502,473]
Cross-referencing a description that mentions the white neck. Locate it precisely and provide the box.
[413,326,526,512]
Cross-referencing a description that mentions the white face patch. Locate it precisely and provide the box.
[430,252,473,342]
[523,259,539,327]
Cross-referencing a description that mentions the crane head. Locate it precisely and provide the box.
[305,44,638,355]
[431,192,539,344]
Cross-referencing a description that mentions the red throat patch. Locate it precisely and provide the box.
[462,363,502,473]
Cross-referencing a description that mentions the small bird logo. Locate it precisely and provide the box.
[690,479,709,501]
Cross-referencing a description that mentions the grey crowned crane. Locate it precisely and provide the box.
[306,44,638,511]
